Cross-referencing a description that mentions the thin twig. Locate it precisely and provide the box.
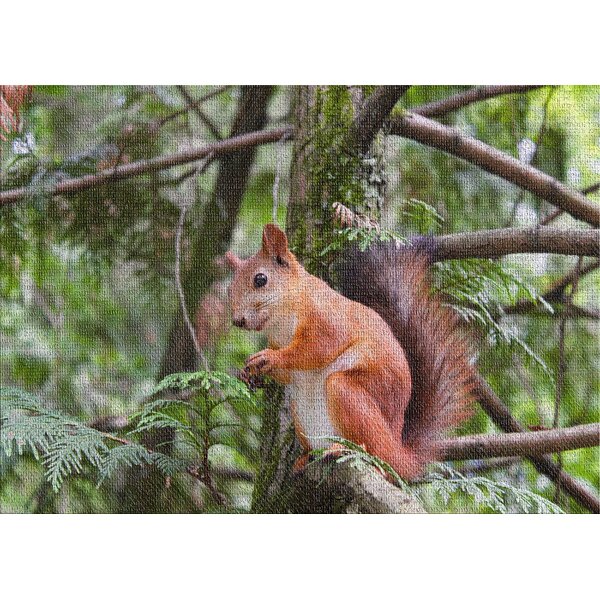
[159,85,232,126]
[173,153,215,372]
[176,85,223,140]
[502,258,599,315]
[0,126,293,207]
[544,258,599,301]
[540,208,563,226]
[504,303,600,320]
[271,130,291,223]
[175,205,204,369]
[174,158,213,371]
[411,85,546,118]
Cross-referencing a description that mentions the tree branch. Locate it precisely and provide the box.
[388,112,600,226]
[502,258,599,316]
[544,258,600,301]
[503,303,600,320]
[159,85,232,126]
[349,85,410,155]
[475,377,600,513]
[433,227,599,260]
[411,85,545,118]
[290,458,426,513]
[176,85,223,139]
[540,182,600,225]
[333,202,599,259]
[0,126,293,207]
[439,423,600,461]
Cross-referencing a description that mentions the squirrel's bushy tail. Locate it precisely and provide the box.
[337,239,476,469]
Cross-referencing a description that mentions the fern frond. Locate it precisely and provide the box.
[97,443,189,485]
[1,378,256,499]
[1,412,66,460]
[132,412,192,435]
[44,429,108,492]
[399,198,444,234]
[151,453,189,478]
[1,387,166,491]
[97,443,153,485]
[150,370,254,404]
[0,386,59,414]
[133,397,194,418]
[425,464,564,514]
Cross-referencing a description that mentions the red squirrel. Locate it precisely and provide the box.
[225,224,475,480]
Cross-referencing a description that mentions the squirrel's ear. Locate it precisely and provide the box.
[261,224,290,265]
[224,251,243,271]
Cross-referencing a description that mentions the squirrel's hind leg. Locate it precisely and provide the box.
[325,370,421,481]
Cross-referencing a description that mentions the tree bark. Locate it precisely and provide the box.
[439,422,600,460]
[434,227,600,260]
[287,459,425,513]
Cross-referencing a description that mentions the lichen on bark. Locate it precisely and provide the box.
[287,86,384,279]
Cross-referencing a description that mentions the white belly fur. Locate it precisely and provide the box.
[287,347,359,449]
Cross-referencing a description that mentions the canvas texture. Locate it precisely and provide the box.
[0,85,598,514]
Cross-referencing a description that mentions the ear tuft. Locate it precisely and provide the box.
[224,251,243,271]
[261,224,289,261]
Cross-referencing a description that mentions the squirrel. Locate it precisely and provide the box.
[225,223,476,480]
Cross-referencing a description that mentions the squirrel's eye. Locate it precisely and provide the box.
[254,273,268,288]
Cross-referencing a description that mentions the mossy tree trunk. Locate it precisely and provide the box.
[286,86,385,277]
[252,85,424,513]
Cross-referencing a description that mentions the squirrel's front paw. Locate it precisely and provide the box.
[245,349,279,375]
[237,368,266,391]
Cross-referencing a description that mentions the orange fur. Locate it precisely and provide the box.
[226,224,475,481]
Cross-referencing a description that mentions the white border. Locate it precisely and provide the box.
[2,1,598,83]
[0,516,597,599]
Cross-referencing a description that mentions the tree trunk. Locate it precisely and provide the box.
[252,85,425,513]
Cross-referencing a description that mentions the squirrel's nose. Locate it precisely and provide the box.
[233,317,246,328]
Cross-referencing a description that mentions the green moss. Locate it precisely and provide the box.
[291,86,377,278]
[390,106,408,119]
[360,85,377,98]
